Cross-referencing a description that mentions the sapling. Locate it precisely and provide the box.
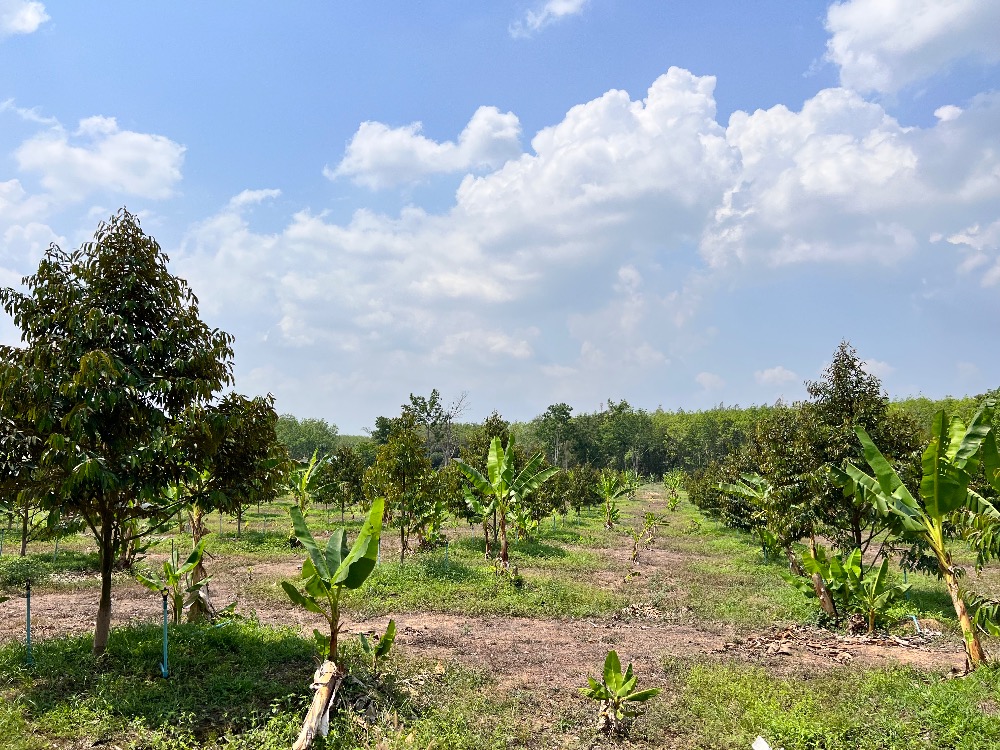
[358,619,396,675]
[629,512,662,564]
[454,435,558,569]
[852,557,910,634]
[282,497,384,749]
[597,471,633,530]
[135,539,210,625]
[580,650,660,737]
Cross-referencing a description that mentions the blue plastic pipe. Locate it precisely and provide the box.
[160,590,169,678]
[25,579,32,666]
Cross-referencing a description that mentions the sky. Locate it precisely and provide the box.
[1,1,999,433]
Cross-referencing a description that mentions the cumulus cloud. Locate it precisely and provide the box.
[825,0,1000,93]
[0,0,48,38]
[227,188,281,210]
[328,106,522,189]
[701,88,1000,270]
[15,115,185,200]
[171,63,1000,427]
[755,366,798,386]
[510,0,588,38]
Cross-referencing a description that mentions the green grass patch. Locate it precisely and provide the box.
[338,551,625,618]
[643,660,1000,749]
[0,618,536,750]
[0,550,100,591]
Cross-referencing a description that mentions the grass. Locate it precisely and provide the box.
[0,618,536,750]
[637,659,1000,749]
[326,550,625,619]
[8,485,1000,748]
[0,550,100,592]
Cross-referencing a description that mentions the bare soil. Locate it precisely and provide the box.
[0,568,967,694]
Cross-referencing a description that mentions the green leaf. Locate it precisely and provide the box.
[603,650,622,692]
[135,572,164,592]
[332,496,384,589]
[280,580,325,615]
[325,528,348,576]
[625,688,661,703]
[376,618,397,658]
[453,459,493,498]
[290,504,329,581]
[984,431,1000,494]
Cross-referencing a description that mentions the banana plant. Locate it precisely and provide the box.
[287,449,329,518]
[454,435,558,567]
[718,474,779,558]
[852,557,910,634]
[597,470,633,529]
[135,538,210,625]
[831,400,999,668]
[282,497,384,665]
[284,499,384,750]
[358,618,396,675]
[580,650,660,737]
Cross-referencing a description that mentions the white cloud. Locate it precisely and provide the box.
[15,115,185,200]
[0,0,48,38]
[171,65,1000,427]
[755,366,798,386]
[510,0,588,38]
[862,359,894,378]
[228,188,281,210]
[701,88,1000,270]
[328,106,522,189]
[696,371,725,391]
[945,219,1000,286]
[825,0,1000,93]
[935,105,963,123]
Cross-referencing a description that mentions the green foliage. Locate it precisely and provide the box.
[281,498,384,664]
[832,400,998,665]
[134,539,211,625]
[580,650,660,737]
[853,558,911,634]
[363,413,440,560]
[454,433,558,566]
[358,618,396,674]
[275,414,338,462]
[0,209,242,655]
[596,469,635,529]
[285,449,328,519]
[628,512,663,564]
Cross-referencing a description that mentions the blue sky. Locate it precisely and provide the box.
[1,1,999,432]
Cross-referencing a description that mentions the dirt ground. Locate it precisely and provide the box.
[0,564,968,694]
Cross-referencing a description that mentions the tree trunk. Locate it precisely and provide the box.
[944,568,986,669]
[808,536,838,620]
[499,511,509,566]
[19,498,28,556]
[93,515,115,656]
[784,546,804,576]
[399,512,406,564]
[187,505,213,622]
[292,660,345,750]
[482,518,491,557]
